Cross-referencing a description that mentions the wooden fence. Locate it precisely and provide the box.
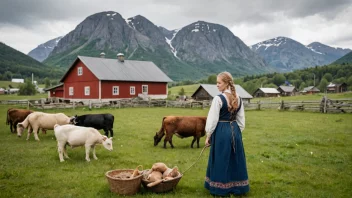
[1,97,351,113]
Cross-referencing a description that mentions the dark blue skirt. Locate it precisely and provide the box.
[204,121,249,196]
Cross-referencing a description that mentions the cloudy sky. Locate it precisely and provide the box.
[1,0,352,54]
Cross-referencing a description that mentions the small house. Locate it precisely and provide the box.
[326,82,347,93]
[301,86,320,94]
[253,88,280,98]
[191,84,253,103]
[277,85,298,96]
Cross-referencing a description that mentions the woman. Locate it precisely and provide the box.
[204,72,249,196]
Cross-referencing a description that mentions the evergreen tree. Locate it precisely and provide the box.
[318,78,329,92]
[178,88,185,96]
[18,79,36,95]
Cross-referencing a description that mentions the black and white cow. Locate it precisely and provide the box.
[70,114,114,137]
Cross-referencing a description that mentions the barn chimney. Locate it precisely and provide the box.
[100,52,105,58]
[117,53,124,62]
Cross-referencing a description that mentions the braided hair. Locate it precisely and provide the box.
[217,72,239,113]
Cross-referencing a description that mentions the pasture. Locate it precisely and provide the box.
[0,106,351,197]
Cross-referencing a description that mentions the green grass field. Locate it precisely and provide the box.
[0,106,351,197]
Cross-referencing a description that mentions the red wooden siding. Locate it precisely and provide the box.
[63,60,99,99]
[48,85,64,98]
[101,81,167,98]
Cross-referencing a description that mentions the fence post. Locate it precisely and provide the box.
[165,100,168,108]
[27,100,29,110]
[280,100,284,110]
[324,96,327,113]
[89,100,92,111]
[73,101,75,110]
[257,100,261,110]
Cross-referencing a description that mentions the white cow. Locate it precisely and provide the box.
[54,124,113,162]
[17,112,71,141]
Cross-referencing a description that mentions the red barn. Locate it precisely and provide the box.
[46,55,172,103]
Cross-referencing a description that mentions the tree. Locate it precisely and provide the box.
[273,73,286,86]
[44,77,51,88]
[207,74,217,84]
[18,79,36,95]
[3,71,13,81]
[318,78,329,92]
[347,76,352,86]
[178,88,185,96]
[299,82,306,91]
[322,73,333,82]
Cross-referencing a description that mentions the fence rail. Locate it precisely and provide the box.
[1,97,351,113]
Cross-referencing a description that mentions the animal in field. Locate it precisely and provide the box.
[6,108,32,133]
[7,108,47,134]
[154,116,207,148]
[70,114,114,137]
[17,112,71,141]
[54,124,113,162]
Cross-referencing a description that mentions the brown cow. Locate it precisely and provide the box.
[154,116,207,148]
[6,108,33,133]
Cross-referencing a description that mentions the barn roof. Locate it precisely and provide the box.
[257,88,280,94]
[278,85,296,92]
[60,56,173,82]
[301,86,320,92]
[44,83,64,91]
[191,84,253,99]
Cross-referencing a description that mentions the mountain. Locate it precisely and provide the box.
[44,11,272,80]
[333,51,352,64]
[251,37,350,72]
[28,36,62,62]
[0,42,64,80]
[306,42,351,63]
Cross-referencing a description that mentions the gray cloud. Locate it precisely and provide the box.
[0,0,351,53]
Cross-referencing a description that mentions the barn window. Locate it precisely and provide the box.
[69,87,74,96]
[130,86,135,95]
[84,86,90,96]
[113,86,119,95]
[142,85,148,94]
[78,67,83,76]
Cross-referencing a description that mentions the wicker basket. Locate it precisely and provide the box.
[105,169,143,195]
[141,170,182,193]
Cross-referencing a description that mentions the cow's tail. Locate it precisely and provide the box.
[157,117,166,137]
[6,108,13,125]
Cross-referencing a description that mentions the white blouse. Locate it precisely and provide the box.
[205,91,245,137]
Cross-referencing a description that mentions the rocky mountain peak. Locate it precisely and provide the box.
[28,36,63,62]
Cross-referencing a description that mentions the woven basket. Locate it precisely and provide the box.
[141,170,182,193]
[105,169,143,195]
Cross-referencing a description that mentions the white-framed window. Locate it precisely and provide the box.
[142,85,148,94]
[130,86,135,95]
[112,86,119,95]
[78,67,83,76]
[84,86,90,96]
[69,87,74,96]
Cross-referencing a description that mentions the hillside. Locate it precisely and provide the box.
[43,11,273,81]
[333,51,352,64]
[0,42,64,80]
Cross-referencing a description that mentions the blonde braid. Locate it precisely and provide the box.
[228,82,238,112]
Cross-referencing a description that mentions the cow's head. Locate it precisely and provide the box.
[70,115,78,125]
[154,132,162,146]
[102,136,113,151]
[17,123,25,137]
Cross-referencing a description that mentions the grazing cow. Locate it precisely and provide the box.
[54,124,113,162]
[6,108,33,133]
[70,114,114,137]
[17,112,71,141]
[154,116,207,148]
